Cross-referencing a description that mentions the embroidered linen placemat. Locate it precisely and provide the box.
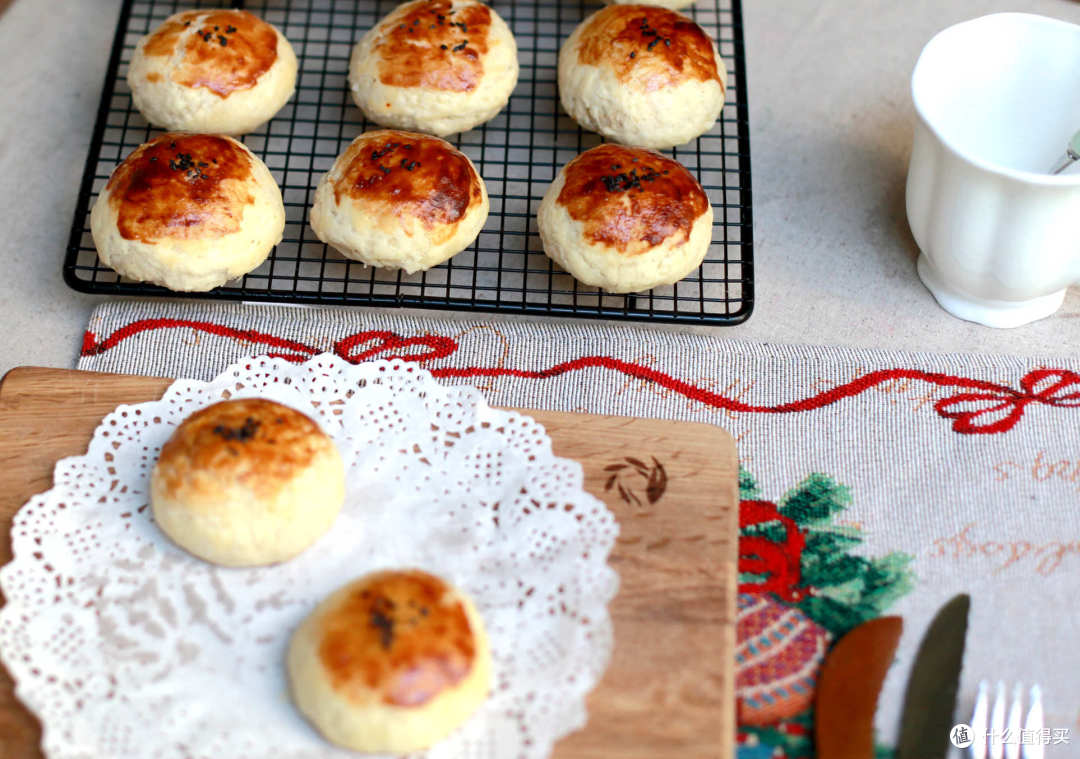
[76,300,1080,757]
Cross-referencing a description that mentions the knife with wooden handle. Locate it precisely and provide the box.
[815,616,904,759]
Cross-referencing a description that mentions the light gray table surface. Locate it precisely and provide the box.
[0,0,1076,380]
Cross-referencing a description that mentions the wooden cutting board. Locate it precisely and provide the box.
[0,367,737,759]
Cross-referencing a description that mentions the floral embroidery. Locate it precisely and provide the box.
[736,470,914,759]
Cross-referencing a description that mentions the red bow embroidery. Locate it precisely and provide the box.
[934,369,1080,434]
[334,330,457,364]
[738,500,807,602]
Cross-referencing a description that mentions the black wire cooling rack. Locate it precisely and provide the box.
[65,0,753,325]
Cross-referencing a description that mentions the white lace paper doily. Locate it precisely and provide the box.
[0,355,619,759]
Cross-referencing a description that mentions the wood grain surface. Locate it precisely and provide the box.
[0,367,737,759]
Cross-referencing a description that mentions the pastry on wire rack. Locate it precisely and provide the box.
[310,129,488,273]
[89,133,284,292]
[150,398,345,567]
[558,4,726,148]
[127,8,297,135]
[538,143,713,293]
[348,0,519,136]
[288,569,492,753]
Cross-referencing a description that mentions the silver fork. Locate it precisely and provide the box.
[967,681,1044,759]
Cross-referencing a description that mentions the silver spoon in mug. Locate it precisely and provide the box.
[1050,129,1080,174]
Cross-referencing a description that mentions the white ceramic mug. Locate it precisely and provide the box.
[906,13,1080,328]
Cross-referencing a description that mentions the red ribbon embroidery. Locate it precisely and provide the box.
[81,319,1079,436]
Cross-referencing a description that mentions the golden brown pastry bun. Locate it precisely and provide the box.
[558,4,727,148]
[89,133,285,292]
[287,569,491,753]
[128,9,297,135]
[348,0,519,136]
[310,129,488,272]
[538,143,713,292]
[150,398,345,566]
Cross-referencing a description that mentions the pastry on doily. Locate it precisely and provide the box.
[89,133,284,292]
[150,398,345,566]
[538,143,713,292]
[310,129,488,272]
[288,569,491,753]
[128,9,297,135]
[348,0,519,136]
[558,4,726,148]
